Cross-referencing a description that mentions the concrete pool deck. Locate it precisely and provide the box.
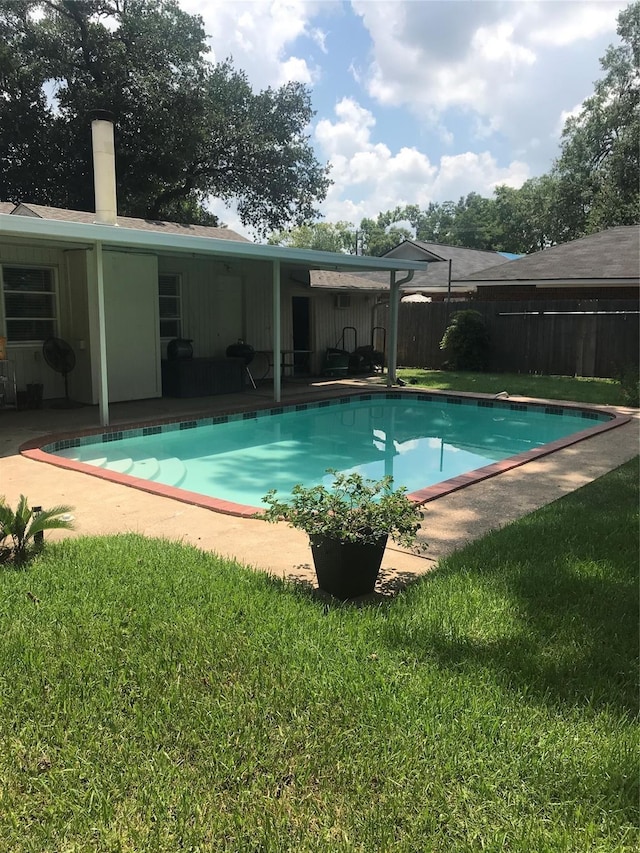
[0,378,638,597]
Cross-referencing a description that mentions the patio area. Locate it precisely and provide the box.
[1,377,638,597]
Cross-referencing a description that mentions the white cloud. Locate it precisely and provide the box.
[351,0,626,168]
[310,26,328,54]
[526,2,622,47]
[431,152,530,200]
[315,98,529,224]
[472,22,536,68]
[179,0,325,87]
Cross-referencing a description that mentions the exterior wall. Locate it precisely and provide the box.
[0,242,67,400]
[158,256,243,358]
[239,275,382,376]
[243,277,297,376]
[311,290,382,374]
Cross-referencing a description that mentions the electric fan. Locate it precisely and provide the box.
[42,337,77,407]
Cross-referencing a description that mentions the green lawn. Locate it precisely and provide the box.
[0,459,637,851]
[395,369,627,406]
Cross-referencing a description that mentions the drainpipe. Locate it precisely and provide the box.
[90,110,118,226]
[387,270,414,386]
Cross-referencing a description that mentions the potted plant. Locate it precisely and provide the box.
[260,469,426,600]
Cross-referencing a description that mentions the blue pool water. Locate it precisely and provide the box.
[48,394,609,508]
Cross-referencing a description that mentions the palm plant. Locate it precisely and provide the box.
[0,495,75,565]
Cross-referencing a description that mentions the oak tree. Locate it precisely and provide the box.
[0,0,330,233]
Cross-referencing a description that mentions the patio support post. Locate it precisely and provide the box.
[387,271,399,386]
[387,270,413,387]
[94,241,110,426]
[272,258,281,403]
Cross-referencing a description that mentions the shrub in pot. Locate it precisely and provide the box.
[260,470,427,599]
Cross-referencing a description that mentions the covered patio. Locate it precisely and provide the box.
[0,211,432,428]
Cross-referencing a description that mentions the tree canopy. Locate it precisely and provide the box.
[0,0,330,232]
[554,0,639,234]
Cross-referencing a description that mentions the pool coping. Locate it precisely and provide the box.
[20,387,630,518]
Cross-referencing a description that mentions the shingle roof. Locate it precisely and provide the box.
[309,269,386,291]
[457,226,640,283]
[353,240,511,292]
[7,202,250,243]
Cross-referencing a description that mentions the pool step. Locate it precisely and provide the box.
[128,457,161,481]
[104,456,134,474]
[79,455,109,468]
[154,457,187,487]
[81,453,187,488]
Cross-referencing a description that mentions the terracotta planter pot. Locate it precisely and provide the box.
[309,533,388,600]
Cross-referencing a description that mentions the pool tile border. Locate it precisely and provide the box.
[20,388,630,519]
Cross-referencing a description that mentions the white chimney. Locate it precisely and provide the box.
[90,110,118,226]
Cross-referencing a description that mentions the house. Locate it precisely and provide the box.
[0,116,428,424]
[454,226,640,300]
[353,239,514,301]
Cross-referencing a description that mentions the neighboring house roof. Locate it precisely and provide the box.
[309,268,387,292]
[353,239,512,293]
[456,226,640,286]
[8,201,251,243]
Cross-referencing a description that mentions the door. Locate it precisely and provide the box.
[103,252,161,402]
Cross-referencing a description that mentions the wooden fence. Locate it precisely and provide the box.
[378,299,639,378]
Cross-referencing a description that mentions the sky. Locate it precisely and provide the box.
[178,0,629,239]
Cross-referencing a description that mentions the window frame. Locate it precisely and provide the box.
[158,272,183,341]
[1,264,58,346]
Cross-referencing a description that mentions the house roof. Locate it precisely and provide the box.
[353,239,511,293]
[0,202,431,277]
[309,269,387,291]
[8,202,251,243]
[455,226,640,285]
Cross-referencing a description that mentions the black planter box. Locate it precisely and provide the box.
[309,534,388,600]
[161,357,244,397]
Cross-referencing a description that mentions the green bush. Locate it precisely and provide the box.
[439,309,491,371]
[619,365,639,407]
[0,495,74,566]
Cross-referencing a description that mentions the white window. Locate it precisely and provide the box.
[2,266,57,343]
[158,273,182,339]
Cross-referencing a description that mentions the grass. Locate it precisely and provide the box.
[395,368,627,406]
[0,458,637,851]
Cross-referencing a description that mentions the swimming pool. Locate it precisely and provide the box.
[26,391,626,517]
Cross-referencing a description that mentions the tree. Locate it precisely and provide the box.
[0,0,330,233]
[553,1,640,233]
[267,221,356,252]
[267,213,412,256]
[357,213,413,255]
[395,196,501,250]
[493,175,564,253]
